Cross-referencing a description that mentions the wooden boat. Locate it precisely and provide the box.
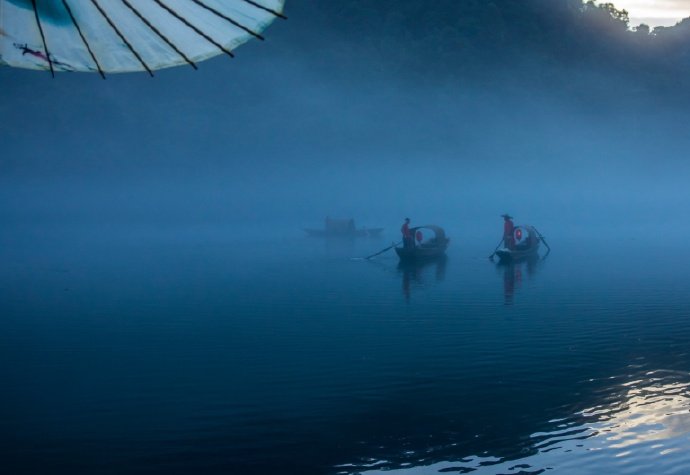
[395,225,449,261]
[304,218,383,238]
[495,225,540,262]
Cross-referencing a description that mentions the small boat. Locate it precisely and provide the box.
[395,225,449,261]
[304,217,383,238]
[494,225,541,262]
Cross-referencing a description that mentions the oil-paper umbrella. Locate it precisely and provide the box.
[0,0,285,77]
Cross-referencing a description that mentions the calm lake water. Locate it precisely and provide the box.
[2,225,690,474]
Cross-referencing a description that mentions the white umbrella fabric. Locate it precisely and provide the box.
[0,0,285,77]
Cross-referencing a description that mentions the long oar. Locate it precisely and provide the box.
[364,241,401,260]
[488,237,504,260]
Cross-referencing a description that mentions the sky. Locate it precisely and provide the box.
[607,0,690,26]
[3,0,690,241]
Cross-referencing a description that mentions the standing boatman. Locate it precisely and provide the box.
[401,217,413,248]
[502,214,515,250]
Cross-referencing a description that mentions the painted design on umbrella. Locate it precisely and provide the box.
[13,41,75,70]
[0,0,286,77]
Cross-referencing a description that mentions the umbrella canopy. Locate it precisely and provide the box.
[410,225,447,243]
[0,0,285,77]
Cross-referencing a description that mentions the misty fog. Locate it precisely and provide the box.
[3,0,690,245]
[8,2,690,473]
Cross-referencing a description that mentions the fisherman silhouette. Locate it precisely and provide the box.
[401,218,413,249]
[502,214,515,250]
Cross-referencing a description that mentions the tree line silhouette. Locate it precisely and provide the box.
[286,0,690,103]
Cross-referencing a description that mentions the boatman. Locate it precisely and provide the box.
[401,218,413,248]
[502,214,515,250]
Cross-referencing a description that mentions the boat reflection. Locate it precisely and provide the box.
[497,253,541,305]
[399,255,447,302]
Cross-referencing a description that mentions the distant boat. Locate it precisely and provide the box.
[304,218,383,238]
[495,225,541,262]
[395,225,449,261]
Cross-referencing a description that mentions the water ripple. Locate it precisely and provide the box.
[340,370,690,474]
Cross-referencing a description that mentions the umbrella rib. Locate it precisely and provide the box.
[191,0,264,41]
[120,0,197,70]
[30,0,54,77]
[89,0,154,76]
[61,0,106,79]
[152,0,234,58]
[241,0,287,20]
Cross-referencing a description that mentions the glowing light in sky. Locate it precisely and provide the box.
[604,0,690,27]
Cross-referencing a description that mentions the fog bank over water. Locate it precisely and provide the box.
[3,0,690,239]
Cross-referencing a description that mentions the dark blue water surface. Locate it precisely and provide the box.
[2,225,690,474]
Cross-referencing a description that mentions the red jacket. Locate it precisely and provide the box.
[401,223,411,237]
[504,220,514,237]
